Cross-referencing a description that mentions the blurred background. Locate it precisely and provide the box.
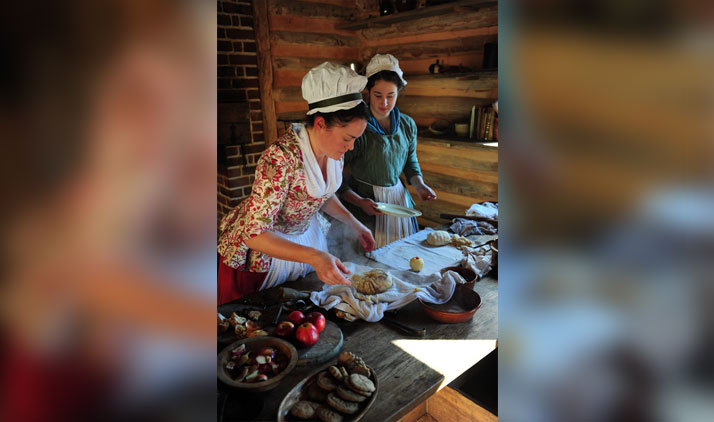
[500,0,714,421]
[0,1,216,420]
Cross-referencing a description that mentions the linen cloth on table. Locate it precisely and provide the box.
[365,228,464,276]
[310,262,463,322]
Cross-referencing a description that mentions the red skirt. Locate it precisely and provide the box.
[218,257,267,305]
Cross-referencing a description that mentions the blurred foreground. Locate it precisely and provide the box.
[1,1,216,420]
[501,0,714,421]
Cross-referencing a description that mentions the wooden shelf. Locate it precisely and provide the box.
[406,70,497,83]
[418,131,498,149]
[338,0,498,30]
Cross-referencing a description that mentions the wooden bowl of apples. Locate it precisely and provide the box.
[218,336,298,392]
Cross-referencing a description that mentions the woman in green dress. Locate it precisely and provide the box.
[339,54,436,248]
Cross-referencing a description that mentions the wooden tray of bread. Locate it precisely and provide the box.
[278,352,378,422]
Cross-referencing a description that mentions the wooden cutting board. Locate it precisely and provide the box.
[296,320,342,367]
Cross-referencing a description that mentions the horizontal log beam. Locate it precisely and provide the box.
[271,31,360,48]
[417,142,497,173]
[362,25,498,47]
[271,44,359,60]
[419,161,498,184]
[269,0,355,19]
[361,34,497,61]
[268,14,357,36]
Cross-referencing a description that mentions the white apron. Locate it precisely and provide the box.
[357,177,418,249]
[260,124,338,290]
[260,215,328,290]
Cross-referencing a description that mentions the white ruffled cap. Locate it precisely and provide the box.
[302,62,367,115]
[365,53,407,86]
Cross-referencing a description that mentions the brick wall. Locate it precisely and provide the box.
[217,0,265,222]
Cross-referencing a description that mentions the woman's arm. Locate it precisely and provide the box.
[409,175,437,201]
[340,187,383,217]
[322,195,375,252]
[339,165,382,216]
[244,232,352,286]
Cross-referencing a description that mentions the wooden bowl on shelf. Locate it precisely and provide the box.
[218,337,298,392]
[419,285,482,324]
[440,266,478,290]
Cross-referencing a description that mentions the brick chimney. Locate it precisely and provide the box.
[217,0,265,222]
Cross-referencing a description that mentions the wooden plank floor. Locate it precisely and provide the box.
[399,386,497,422]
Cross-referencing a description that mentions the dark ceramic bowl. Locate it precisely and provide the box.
[440,266,478,289]
[419,285,482,324]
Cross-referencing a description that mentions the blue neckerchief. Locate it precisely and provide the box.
[366,106,401,135]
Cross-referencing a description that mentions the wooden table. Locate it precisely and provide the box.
[218,228,497,422]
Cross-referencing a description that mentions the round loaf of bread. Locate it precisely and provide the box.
[352,269,393,295]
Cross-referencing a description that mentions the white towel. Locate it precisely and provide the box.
[309,262,462,322]
[465,202,498,220]
[293,123,342,198]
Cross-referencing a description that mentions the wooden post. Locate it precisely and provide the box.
[253,0,278,145]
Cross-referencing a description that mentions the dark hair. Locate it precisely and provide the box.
[366,70,405,92]
[305,101,370,128]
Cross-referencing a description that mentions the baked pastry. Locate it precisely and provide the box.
[326,393,359,415]
[316,406,343,422]
[336,385,367,403]
[329,365,344,382]
[352,269,393,294]
[317,371,338,391]
[346,373,375,394]
[308,381,329,402]
[290,400,320,419]
[426,230,452,246]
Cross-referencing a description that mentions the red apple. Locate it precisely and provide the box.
[272,321,295,339]
[287,310,305,326]
[295,322,320,348]
[305,312,326,333]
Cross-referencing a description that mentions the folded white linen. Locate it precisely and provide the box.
[309,262,461,322]
[465,202,498,220]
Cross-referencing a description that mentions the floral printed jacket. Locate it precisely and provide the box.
[218,128,334,272]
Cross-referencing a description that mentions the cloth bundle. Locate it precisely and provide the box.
[310,262,462,322]
[450,218,497,236]
[459,243,496,279]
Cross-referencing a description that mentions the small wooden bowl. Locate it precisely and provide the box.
[278,362,378,422]
[218,337,298,392]
[440,266,478,290]
[419,285,482,323]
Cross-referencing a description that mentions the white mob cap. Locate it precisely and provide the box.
[302,62,367,115]
[365,53,407,86]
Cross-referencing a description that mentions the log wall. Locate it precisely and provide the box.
[241,0,498,228]
[259,0,361,139]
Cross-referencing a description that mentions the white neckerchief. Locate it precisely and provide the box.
[293,123,342,198]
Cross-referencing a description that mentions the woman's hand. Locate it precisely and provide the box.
[359,197,383,216]
[414,183,437,201]
[310,251,352,286]
[351,220,375,252]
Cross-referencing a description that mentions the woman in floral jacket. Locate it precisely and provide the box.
[218,63,375,304]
